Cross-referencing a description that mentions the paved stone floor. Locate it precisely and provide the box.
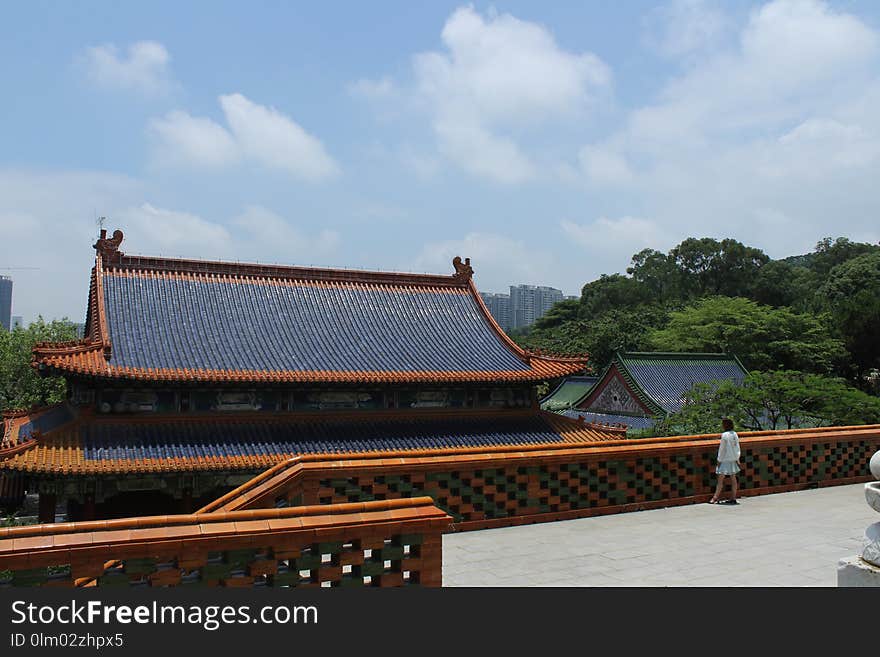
[442,484,875,586]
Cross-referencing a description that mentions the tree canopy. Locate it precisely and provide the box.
[519,306,668,369]
[0,318,78,412]
[647,296,846,373]
[655,371,880,436]
[816,251,880,387]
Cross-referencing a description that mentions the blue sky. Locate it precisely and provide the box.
[2,1,880,323]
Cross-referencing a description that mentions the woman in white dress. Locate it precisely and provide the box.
[709,418,742,505]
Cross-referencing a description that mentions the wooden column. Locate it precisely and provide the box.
[38,493,56,524]
[179,488,194,514]
[82,494,96,521]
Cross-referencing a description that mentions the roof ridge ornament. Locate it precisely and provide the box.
[452,256,473,282]
[93,228,124,261]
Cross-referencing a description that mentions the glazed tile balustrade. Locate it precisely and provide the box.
[203,425,880,530]
[0,497,449,588]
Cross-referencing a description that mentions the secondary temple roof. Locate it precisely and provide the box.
[32,230,587,384]
[560,352,748,431]
[540,375,599,411]
[0,405,624,474]
[614,352,748,415]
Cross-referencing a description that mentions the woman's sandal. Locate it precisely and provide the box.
[708,498,720,504]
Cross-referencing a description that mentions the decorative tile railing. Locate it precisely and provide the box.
[204,425,880,530]
[0,498,448,588]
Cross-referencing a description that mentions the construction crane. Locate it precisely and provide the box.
[0,267,40,271]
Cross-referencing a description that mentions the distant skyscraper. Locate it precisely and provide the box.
[508,285,563,329]
[0,276,12,331]
[11,316,23,329]
[480,285,565,331]
[480,292,511,331]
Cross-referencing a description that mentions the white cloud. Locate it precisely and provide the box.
[119,203,342,264]
[80,41,173,95]
[741,0,878,88]
[561,217,668,270]
[116,203,232,257]
[578,143,634,185]
[575,0,880,258]
[148,94,339,181]
[230,205,340,263]
[763,118,880,177]
[630,0,879,142]
[357,6,611,183]
[644,0,730,57]
[398,145,442,180]
[219,93,339,181]
[414,7,610,127]
[0,169,345,323]
[434,118,535,184]
[348,76,398,101]
[148,111,239,168]
[0,169,141,323]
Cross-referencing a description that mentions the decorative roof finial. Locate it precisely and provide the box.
[452,256,474,282]
[93,228,124,260]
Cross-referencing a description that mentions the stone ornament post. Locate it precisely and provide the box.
[838,450,880,586]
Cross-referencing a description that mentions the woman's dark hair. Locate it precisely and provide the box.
[721,418,734,431]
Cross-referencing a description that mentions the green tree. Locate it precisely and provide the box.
[656,371,880,435]
[519,305,668,369]
[627,248,683,301]
[532,298,580,331]
[751,259,816,310]
[647,296,846,373]
[0,318,78,411]
[816,251,880,386]
[579,274,652,318]
[669,237,769,298]
[809,237,880,278]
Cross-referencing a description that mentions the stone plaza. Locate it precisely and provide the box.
[443,483,876,586]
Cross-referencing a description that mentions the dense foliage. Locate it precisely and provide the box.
[647,297,846,373]
[0,318,78,412]
[815,251,880,384]
[518,236,880,392]
[654,371,880,436]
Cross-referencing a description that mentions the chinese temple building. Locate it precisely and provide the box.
[0,230,621,521]
[556,352,748,432]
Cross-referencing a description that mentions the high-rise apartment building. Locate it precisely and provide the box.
[480,292,512,331]
[0,276,12,331]
[479,285,565,331]
[509,285,563,330]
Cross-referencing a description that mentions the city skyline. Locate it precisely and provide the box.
[481,285,579,331]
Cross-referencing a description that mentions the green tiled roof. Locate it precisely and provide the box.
[540,376,599,411]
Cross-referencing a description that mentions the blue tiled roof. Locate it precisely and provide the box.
[618,353,747,414]
[561,410,657,431]
[18,405,75,442]
[103,274,530,374]
[80,414,566,461]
